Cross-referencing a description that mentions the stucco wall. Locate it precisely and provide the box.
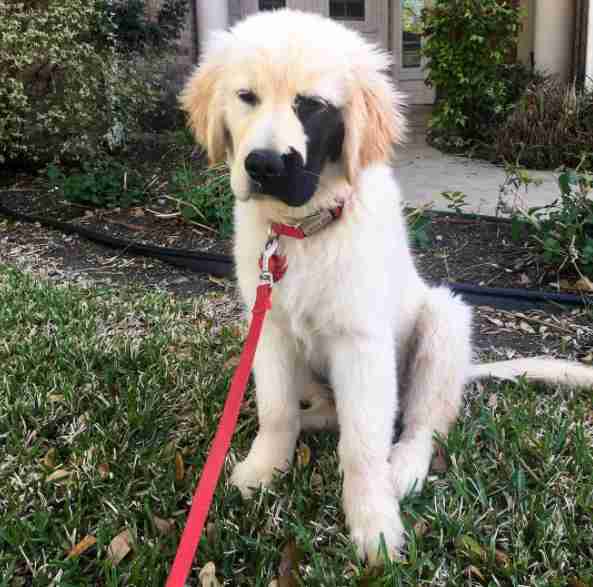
[534,0,576,81]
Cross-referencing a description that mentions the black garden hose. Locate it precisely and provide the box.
[1,199,592,308]
[0,200,233,277]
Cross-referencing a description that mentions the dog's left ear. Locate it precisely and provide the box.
[343,72,405,185]
[179,59,227,165]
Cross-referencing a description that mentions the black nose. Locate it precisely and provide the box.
[245,149,285,182]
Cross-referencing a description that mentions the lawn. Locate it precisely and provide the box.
[1,264,592,586]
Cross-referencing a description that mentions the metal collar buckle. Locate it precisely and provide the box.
[259,235,279,286]
[297,208,339,237]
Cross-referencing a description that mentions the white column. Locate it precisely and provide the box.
[586,0,593,89]
[533,0,575,82]
[196,0,229,48]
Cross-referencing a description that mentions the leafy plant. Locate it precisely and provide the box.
[406,205,433,249]
[499,161,593,280]
[422,0,523,142]
[441,191,469,215]
[169,164,234,238]
[47,159,147,208]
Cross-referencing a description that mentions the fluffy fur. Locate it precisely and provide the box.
[180,9,593,564]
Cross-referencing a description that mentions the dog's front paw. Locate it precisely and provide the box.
[230,457,277,498]
[343,475,405,565]
[230,433,294,498]
[389,435,433,499]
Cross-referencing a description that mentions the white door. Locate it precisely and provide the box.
[236,0,389,51]
[394,0,435,104]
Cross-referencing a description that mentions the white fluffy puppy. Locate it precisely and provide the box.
[180,9,593,564]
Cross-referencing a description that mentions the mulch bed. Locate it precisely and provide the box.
[1,187,592,361]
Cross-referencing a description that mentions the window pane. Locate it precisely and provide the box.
[259,0,286,10]
[330,1,365,21]
[402,0,423,68]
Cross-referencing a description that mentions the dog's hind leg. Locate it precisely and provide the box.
[390,287,472,499]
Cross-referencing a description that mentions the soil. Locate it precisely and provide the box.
[413,212,588,294]
[1,182,592,363]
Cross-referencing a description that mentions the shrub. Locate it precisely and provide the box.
[495,78,593,170]
[499,163,593,280]
[422,0,523,142]
[0,0,189,165]
[0,0,111,164]
[47,159,148,208]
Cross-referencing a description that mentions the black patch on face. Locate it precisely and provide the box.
[245,96,345,207]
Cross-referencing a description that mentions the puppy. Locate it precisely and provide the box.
[180,9,593,564]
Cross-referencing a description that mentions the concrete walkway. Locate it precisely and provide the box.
[393,107,561,216]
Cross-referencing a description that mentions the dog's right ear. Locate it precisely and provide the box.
[179,58,227,165]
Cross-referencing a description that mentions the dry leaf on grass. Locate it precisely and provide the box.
[43,448,57,469]
[276,540,302,586]
[97,463,110,479]
[223,355,241,371]
[431,447,448,474]
[412,518,430,538]
[107,529,133,566]
[574,277,593,292]
[495,549,511,568]
[464,565,486,581]
[46,469,71,483]
[199,562,222,587]
[296,444,311,467]
[175,451,185,483]
[67,535,97,559]
[152,515,174,535]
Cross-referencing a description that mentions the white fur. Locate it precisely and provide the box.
[180,9,593,565]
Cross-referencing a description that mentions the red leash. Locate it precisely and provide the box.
[165,238,281,587]
[166,207,343,586]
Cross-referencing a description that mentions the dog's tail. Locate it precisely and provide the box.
[469,358,593,388]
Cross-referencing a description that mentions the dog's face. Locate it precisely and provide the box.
[180,10,405,209]
[223,71,347,207]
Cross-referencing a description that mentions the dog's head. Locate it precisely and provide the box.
[180,9,404,209]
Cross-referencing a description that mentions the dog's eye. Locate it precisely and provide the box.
[294,95,328,115]
[237,90,259,106]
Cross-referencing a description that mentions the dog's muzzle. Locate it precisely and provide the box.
[244,148,317,207]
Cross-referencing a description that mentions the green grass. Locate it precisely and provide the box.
[1,265,592,586]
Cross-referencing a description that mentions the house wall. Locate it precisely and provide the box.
[533,0,576,81]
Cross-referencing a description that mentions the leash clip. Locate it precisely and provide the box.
[259,236,279,286]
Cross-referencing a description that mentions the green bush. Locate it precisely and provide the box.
[0,0,111,164]
[47,159,148,208]
[422,0,522,141]
[500,164,593,280]
[0,0,189,166]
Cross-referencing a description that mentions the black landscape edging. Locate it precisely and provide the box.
[0,199,233,277]
[1,198,591,309]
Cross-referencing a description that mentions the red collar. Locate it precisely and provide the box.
[259,205,344,283]
[270,205,343,239]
